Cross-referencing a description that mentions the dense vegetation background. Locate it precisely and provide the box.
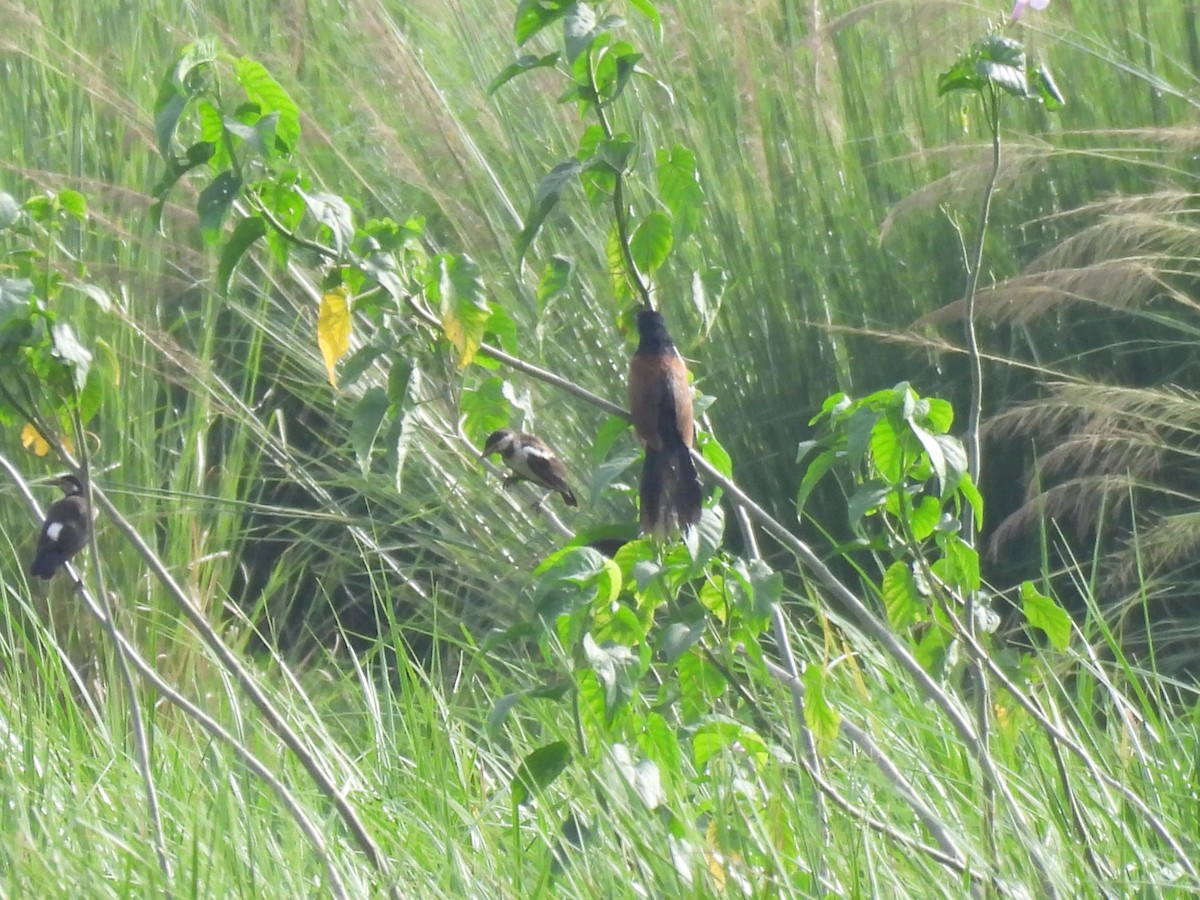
[2,0,1200,896]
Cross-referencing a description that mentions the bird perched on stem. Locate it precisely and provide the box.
[628,308,702,539]
[30,474,91,580]
[481,429,578,507]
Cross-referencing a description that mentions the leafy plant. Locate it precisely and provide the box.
[0,188,109,455]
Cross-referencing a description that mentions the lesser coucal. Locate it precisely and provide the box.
[30,474,90,580]
[481,428,578,507]
[628,309,702,538]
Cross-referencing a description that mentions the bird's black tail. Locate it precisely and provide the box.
[30,553,62,580]
[640,443,702,539]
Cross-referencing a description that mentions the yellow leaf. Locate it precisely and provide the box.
[317,286,351,388]
[705,820,726,889]
[21,423,74,457]
[21,423,50,457]
[441,307,480,369]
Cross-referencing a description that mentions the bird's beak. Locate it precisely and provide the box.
[480,445,495,459]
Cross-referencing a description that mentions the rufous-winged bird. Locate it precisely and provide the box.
[628,309,702,539]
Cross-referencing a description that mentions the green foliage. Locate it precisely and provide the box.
[493,0,720,313]
[938,34,1065,110]
[0,189,108,448]
[4,0,1200,896]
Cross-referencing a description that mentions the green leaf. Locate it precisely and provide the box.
[924,397,954,433]
[882,561,924,629]
[583,633,637,714]
[959,472,985,530]
[657,145,703,242]
[687,505,724,571]
[515,0,572,45]
[1030,62,1066,111]
[934,433,969,498]
[591,39,640,103]
[302,190,355,255]
[693,718,767,771]
[516,160,582,262]
[488,51,562,95]
[910,494,941,542]
[77,362,104,425]
[234,56,300,154]
[932,536,980,594]
[639,712,680,775]
[678,652,727,723]
[847,481,889,527]
[1021,581,1071,651]
[915,620,954,676]
[606,224,633,302]
[512,741,571,806]
[796,449,836,515]
[870,414,905,482]
[656,619,706,664]
[844,405,878,468]
[745,558,782,619]
[388,360,413,404]
[909,420,946,494]
[977,34,1027,98]
[0,278,33,327]
[197,171,243,244]
[698,431,732,480]
[429,254,490,368]
[802,664,840,753]
[629,210,673,275]
[217,216,268,294]
[56,190,86,220]
[350,387,390,475]
[154,87,188,157]
[537,255,572,313]
[938,34,1030,99]
[594,603,645,646]
[51,322,92,391]
[460,376,508,444]
[564,2,599,63]
[386,405,419,494]
[628,0,660,30]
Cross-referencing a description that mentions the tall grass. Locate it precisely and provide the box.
[1,0,1200,894]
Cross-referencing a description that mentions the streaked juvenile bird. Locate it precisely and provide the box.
[628,308,702,539]
[481,428,578,507]
[30,474,91,580]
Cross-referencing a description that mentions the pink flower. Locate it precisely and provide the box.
[1011,0,1049,21]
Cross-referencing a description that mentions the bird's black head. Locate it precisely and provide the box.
[57,474,84,497]
[481,429,515,458]
[635,309,675,354]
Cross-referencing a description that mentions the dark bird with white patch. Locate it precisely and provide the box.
[30,474,91,580]
[628,308,702,539]
[481,429,578,507]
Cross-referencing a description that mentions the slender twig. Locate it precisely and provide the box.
[959,83,1004,881]
[961,84,1000,509]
